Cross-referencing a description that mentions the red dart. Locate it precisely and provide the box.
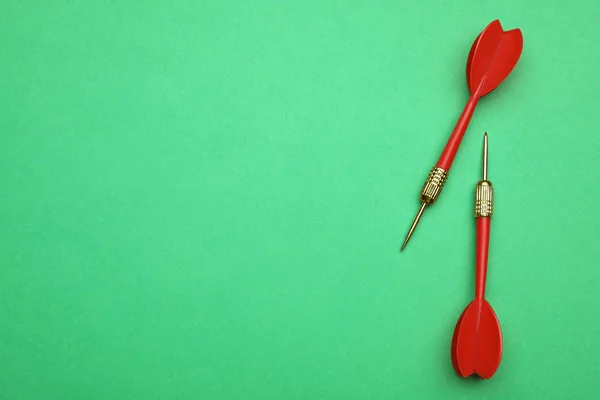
[401,20,523,251]
[452,133,502,379]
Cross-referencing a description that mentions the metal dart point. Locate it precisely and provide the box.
[401,203,427,251]
[482,132,488,181]
[475,133,493,219]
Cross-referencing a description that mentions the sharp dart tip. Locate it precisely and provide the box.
[401,202,427,253]
[483,133,489,180]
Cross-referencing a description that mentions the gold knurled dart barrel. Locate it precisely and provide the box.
[421,167,449,205]
[475,181,493,218]
[401,166,449,251]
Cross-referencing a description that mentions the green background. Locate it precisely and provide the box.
[1,0,599,399]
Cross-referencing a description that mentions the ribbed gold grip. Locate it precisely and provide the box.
[475,180,493,217]
[420,167,449,205]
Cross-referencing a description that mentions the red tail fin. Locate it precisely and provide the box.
[453,299,503,379]
[467,20,523,97]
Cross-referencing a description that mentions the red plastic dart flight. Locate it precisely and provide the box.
[401,20,522,251]
[451,133,502,379]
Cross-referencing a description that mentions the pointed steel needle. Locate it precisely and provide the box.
[483,132,488,180]
[401,203,427,251]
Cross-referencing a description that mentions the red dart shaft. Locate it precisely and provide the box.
[475,217,490,300]
[437,95,479,171]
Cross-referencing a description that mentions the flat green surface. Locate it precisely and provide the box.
[1,1,599,399]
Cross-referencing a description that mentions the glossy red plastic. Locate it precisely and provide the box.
[451,217,502,379]
[436,20,523,171]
